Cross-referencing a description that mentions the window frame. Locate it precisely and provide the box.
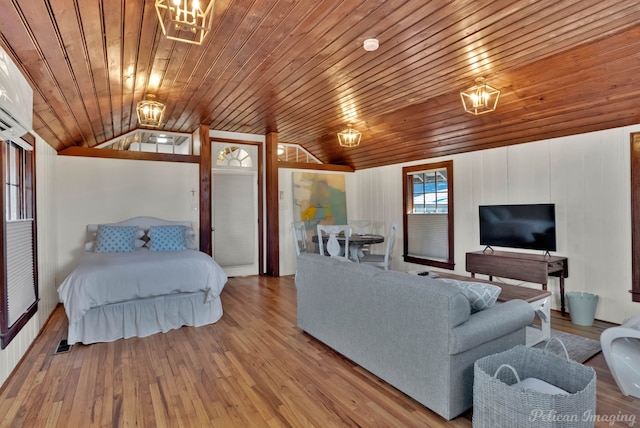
[5,140,32,221]
[402,160,455,270]
[0,134,38,349]
[631,133,640,302]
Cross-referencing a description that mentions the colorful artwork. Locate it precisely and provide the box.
[292,172,347,227]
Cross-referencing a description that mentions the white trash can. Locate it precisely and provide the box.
[566,291,599,326]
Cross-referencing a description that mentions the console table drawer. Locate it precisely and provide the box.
[547,260,567,274]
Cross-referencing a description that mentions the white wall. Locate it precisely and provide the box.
[56,156,199,281]
[351,124,640,325]
[279,168,357,276]
[57,129,265,281]
[0,135,58,387]
[36,135,59,323]
[210,129,266,143]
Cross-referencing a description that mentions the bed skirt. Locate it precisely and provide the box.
[67,291,223,344]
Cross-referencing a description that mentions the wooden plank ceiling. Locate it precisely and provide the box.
[1,0,640,170]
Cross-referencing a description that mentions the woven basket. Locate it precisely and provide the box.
[473,339,597,428]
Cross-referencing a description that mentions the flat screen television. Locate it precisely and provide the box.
[479,204,557,252]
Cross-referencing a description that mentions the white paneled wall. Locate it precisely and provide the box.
[56,156,200,282]
[349,125,640,324]
[291,164,398,265]
[351,163,404,237]
[275,125,640,323]
[278,169,356,276]
[0,136,58,388]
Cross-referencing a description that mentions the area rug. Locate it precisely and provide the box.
[532,329,602,363]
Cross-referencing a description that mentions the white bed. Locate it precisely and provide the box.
[57,217,228,344]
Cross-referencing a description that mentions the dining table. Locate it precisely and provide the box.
[311,233,384,261]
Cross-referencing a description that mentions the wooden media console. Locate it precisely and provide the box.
[465,250,569,313]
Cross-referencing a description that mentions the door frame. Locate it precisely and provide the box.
[212,154,259,276]
[630,133,640,302]
[200,134,263,275]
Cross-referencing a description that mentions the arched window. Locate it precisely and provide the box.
[216,146,253,168]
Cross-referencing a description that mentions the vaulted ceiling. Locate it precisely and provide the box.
[1,0,640,170]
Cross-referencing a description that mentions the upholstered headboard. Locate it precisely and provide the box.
[86,216,193,235]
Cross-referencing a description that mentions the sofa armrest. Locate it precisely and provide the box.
[448,300,535,355]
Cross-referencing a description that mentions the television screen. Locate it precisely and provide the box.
[479,204,556,251]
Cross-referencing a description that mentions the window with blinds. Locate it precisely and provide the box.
[1,136,38,349]
[402,160,454,269]
[6,220,35,326]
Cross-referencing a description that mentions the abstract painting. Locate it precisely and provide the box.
[292,172,347,227]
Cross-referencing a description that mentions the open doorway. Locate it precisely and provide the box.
[212,142,259,276]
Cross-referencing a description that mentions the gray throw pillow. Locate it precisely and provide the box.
[438,278,502,313]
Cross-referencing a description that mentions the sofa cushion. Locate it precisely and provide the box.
[448,299,534,354]
[437,278,501,313]
[376,271,471,328]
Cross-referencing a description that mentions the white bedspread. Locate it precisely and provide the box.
[58,249,227,324]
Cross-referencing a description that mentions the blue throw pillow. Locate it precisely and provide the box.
[94,225,138,253]
[148,225,187,251]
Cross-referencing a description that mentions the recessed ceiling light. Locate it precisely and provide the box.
[363,38,379,51]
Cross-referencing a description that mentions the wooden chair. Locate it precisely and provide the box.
[359,222,397,270]
[316,224,351,260]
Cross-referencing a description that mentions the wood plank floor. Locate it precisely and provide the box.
[0,275,638,427]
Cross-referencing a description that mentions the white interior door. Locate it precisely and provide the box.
[212,143,259,277]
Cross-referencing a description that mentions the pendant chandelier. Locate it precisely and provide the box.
[337,124,362,147]
[460,77,501,115]
[155,0,215,45]
[136,95,165,128]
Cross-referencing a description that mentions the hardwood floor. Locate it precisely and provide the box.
[0,275,638,427]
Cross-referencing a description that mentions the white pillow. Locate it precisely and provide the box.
[438,278,501,313]
[184,226,197,250]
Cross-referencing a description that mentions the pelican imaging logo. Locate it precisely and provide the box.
[529,409,636,426]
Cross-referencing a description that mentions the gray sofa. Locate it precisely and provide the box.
[295,253,535,420]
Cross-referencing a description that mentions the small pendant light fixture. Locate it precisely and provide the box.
[136,94,165,128]
[155,0,215,45]
[460,77,501,115]
[337,124,362,147]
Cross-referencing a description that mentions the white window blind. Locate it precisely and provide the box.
[5,220,35,326]
[407,213,448,261]
[213,173,255,267]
